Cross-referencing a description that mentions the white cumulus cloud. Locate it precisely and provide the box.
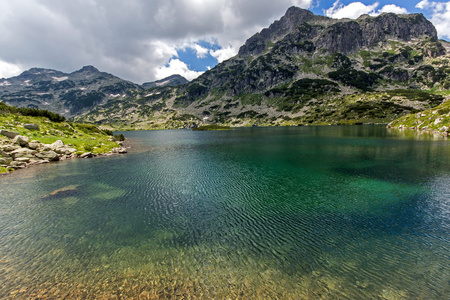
[416,1,450,39]
[324,1,380,19]
[0,0,314,83]
[324,1,408,19]
[379,4,408,14]
[156,59,204,81]
[210,45,239,63]
[0,60,22,79]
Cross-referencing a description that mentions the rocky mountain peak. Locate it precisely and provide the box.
[238,7,314,56]
[74,65,100,74]
[142,74,188,89]
[238,7,440,57]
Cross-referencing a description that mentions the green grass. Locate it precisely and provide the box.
[388,100,450,131]
[0,112,120,155]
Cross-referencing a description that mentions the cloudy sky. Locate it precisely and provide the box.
[1,0,449,83]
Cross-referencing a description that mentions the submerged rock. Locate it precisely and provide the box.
[41,185,80,200]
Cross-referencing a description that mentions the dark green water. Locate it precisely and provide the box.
[1,126,449,299]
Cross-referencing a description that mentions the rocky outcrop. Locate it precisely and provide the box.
[1,135,128,171]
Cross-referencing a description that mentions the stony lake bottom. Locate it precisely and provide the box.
[0,126,449,299]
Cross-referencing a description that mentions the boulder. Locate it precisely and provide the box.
[15,157,31,163]
[34,151,60,162]
[0,157,13,165]
[24,124,40,130]
[0,150,11,157]
[27,142,41,150]
[50,140,65,150]
[0,144,21,152]
[112,147,128,154]
[0,130,19,139]
[53,146,77,155]
[80,152,94,158]
[38,144,52,152]
[12,135,30,147]
[9,161,27,169]
[28,159,49,165]
[10,148,37,159]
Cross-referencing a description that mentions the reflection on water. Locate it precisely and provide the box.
[0,126,449,299]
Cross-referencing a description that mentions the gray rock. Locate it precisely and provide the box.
[15,157,31,163]
[0,144,21,152]
[112,147,128,154]
[0,157,13,164]
[24,124,40,130]
[27,142,41,150]
[10,148,37,159]
[12,135,29,147]
[0,150,11,157]
[80,152,94,158]
[50,140,65,150]
[53,146,77,155]
[0,130,19,139]
[9,161,27,169]
[34,151,60,161]
[38,144,52,152]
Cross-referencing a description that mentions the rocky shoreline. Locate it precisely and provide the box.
[1,128,127,173]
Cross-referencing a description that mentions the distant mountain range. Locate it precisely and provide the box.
[0,66,188,117]
[1,7,450,129]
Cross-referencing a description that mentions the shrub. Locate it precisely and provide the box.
[0,102,65,122]
[113,134,126,141]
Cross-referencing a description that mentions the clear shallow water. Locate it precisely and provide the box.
[0,126,449,299]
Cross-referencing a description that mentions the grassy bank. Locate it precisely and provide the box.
[1,103,125,174]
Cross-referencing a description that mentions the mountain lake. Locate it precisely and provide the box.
[0,125,449,299]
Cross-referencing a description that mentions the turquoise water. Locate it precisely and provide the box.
[0,126,449,299]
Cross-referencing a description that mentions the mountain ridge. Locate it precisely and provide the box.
[76,7,449,130]
[0,67,188,118]
[1,7,450,132]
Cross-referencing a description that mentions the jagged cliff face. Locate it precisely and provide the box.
[77,7,449,129]
[239,7,438,56]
